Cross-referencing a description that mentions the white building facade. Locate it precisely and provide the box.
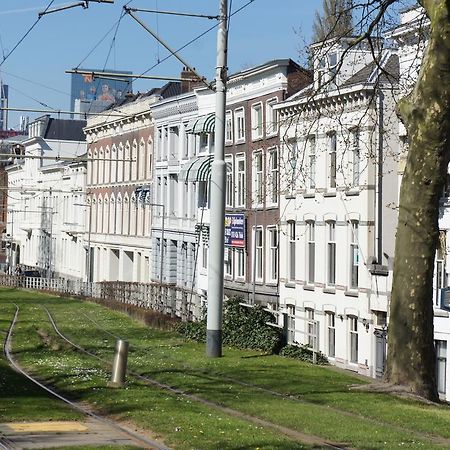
[277,39,400,378]
[6,115,87,279]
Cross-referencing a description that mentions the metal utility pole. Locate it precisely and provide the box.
[206,0,228,358]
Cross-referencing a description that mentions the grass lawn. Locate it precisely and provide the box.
[2,287,450,449]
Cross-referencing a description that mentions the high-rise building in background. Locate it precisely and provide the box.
[70,69,133,117]
[0,81,9,131]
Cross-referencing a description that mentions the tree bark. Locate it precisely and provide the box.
[386,0,450,402]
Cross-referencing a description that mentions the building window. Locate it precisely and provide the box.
[287,304,295,344]
[202,244,208,270]
[436,340,447,395]
[350,128,360,187]
[236,155,246,207]
[327,221,336,286]
[349,221,359,289]
[287,139,298,195]
[224,248,233,277]
[306,221,315,284]
[349,316,358,363]
[225,110,233,143]
[306,308,315,347]
[255,227,263,281]
[288,220,296,282]
[268,227,278,282]
[251,102,263,140]
[268,148,278,205]
[253,151,264,205]
[235,108,245,141]
[236,248,245,279]
[327,312,335,357]
[225,155,234,208]
[308,135,316,190]
[329,132,337,189]
[266,98,278,136]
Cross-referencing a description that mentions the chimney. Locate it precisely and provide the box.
[180,67,202,94]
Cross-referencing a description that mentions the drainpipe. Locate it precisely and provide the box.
[376,91,384,265]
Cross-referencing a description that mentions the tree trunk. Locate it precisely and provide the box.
[386,0,450,402]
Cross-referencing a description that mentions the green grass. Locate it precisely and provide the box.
[0,303,83,423]
[2,287,450,449]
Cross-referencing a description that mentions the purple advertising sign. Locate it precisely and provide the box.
[225,214,245,248]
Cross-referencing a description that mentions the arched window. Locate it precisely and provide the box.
[131,140,138,180]
[123,194,130,235]
[111,145,117,183]
[130,194,137,236]
[87,150,93,185]
[97,195,103,233]
[116,195,123,234]
[109,194,116,234]
[98,147,104,184]
[118,143,124,183]
[139,138,145,180]
[105,146,111,184]
[103,195,109,234]
[124,142,131,182]
[93,148,98,184]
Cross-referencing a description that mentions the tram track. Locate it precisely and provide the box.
[60,306,450,449]
[3,304,169,450]
[43,306,379,450]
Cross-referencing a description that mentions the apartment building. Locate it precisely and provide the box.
[6,115,87,278]
[277,39,400,378]
[84,91,159,282]
[194,60,311,306]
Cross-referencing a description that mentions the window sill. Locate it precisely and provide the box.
[345,190,360,196]
[323,287,336,294]
[345,290,359,298]
[303,192,315,199]
[285,194,296,199]
[285,282,296,289]
[235,139,246,145]
[266,131,278,139]
[266,281,278,287]
[252,135,264,142]
[324,191,337,197]
[303,284,315,291]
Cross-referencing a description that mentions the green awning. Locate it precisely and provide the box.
[186,113,216,134]
[179,155,213,182]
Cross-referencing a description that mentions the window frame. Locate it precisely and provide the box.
[234,107,246,142]
[326,221,336,287]
[253,150,264,207]
[306,221,315,285]
[265,97,278,136]
[251,101,263,141]
[288,220,296,282]
[267,226,279,283]
[267,147,279,206]
[235,154,246,207]
[349,220,359,290]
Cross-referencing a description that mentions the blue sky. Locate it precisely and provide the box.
[0,0,413,128]
[0,0,324,127]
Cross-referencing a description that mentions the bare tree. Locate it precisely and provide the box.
[284,0,446,402]
[312,0,354,42]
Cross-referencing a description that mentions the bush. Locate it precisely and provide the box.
[176,297,283,354]
[175,320,206,342]
[280,344,328,365]
[222,298,283,353]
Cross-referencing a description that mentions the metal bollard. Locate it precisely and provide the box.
[108,339,129,388]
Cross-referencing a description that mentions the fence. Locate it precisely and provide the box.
[0,275,205,322]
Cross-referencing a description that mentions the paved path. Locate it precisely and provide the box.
[0,418,145,449]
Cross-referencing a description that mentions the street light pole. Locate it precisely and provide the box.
[206,0,228,358]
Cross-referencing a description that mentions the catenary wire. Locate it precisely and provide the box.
[0,0,56,68]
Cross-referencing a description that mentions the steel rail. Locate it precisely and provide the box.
[44,306,348,450]
[3,305,168,450]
